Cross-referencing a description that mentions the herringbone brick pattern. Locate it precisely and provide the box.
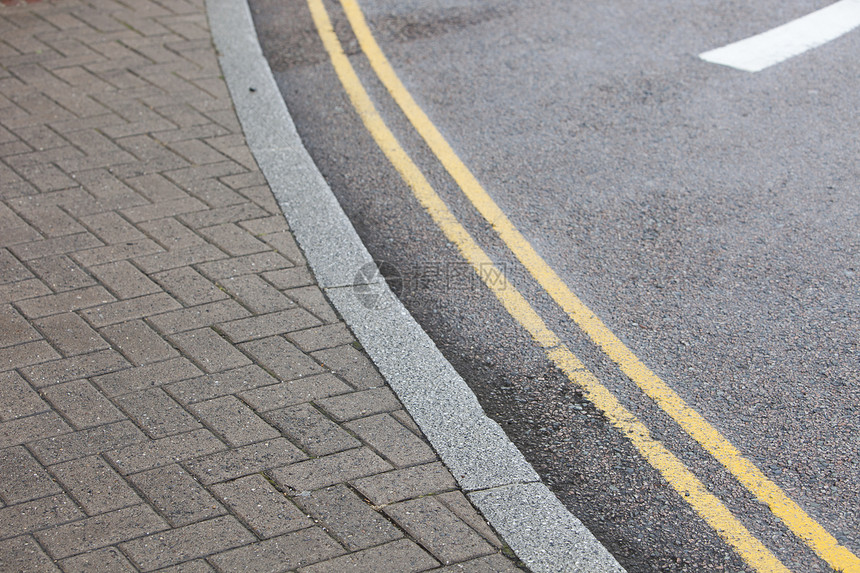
[0,0,523,570]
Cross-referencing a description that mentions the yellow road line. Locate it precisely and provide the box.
[307,0,791,570]
[337,1,860,571]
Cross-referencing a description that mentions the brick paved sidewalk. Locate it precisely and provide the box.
[0,0,525,571]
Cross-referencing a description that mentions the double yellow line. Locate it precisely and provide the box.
[306,1,859,571]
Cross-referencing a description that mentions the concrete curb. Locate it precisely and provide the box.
[206,1,625,571]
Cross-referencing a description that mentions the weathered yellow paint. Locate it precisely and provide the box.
[337,1,860,571]
[306,0,795,570]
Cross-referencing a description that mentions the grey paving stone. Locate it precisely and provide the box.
[58,545,138,573]
[262,266,314,290]
[34,312,110,356]
[286,322,353,353]
[0,340,61,372]
[196,252,292,280]
[107,428,226,475]
[238,373,352,412]
[283,286,338,324]
[437,553,525,572]
[21,349,130,388]
[89,260,163,300]
[80,292,181,328]
[351,462,458,507]
[239,336,323,382]
[0,303,43,347]
[436,491,504,548]
[264,403,360,456]
[210,474,311,538]
[92,357,202,397]
[0,446,61,504]
[0,411,71,449]
[165,364,278,404]
[0,494,83,540]
[151,266,228,307]
[297,539,440,573]
[120,515,254,572]
[0,535,61,572]
[197,223,267,256]
[42,379,125,429]
[153,560,216,573]
[185,437,306,486]
[311,345,385,390]
[218,307,321,343]
[50,455,142,516]
[316,386,401,423]
[36,504,169,559]
[29,420,146,465]
[100,319,179,366]
[147,299,250,334]
[219,273,294,314]
[344,414,436,468]
[209,527,344,573]
[14,285,114,319]
[294,484,401,551]
[169,327,251,373]
[115,388,202,439]
[270,447,393,493]
[129,464,225,527]
[0,370,48,421]
[27,255,97,292]
[189,395,279,447]
[384,497,495,566]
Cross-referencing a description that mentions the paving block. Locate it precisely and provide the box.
[208,527,344,573]
[184,437,306,486]
[34,312,109,356]
[197,223,267,256]
[49,455,142,515]
[188,395,279,447]
[170,327,251,373]
[297,538,440,573]
[88,260,162,299]
[351,462,458,506]
[311,345,385,390]
[115,387,202,438]
[209,474,311,538]
[27,255,96,292]
[21,349,130,388]
[165,364,278,404]
[262,266,314,290]
[100,319,179,366]
[80,292,181,327]
[129,464,225,527]
[283,286,338,324]
[294,484,402,551]
[107,428,226,475]
[316,386,401,423]
[345,414,436,468]
[0,535,61,572]
[0,370,48,421]
[270,447,392,493]
[147,299,250,334]
[437,553,525,572]
[28,420,146,465]
[120,515,253,571]
[218,307,321,343]
[0,446,61,504]
[238,373,351,412]
[264,403,360,456]
[218,273,294,313]
[151,266,228,306]
[239,336,323,382]
[36,504,168,559]
[92,357,202,397]
[58,546,138,573]
[384,497,496,565]
[0,494,83,540]
[41,379,125,429]
[286,322,353,353]
[0,411,70,449]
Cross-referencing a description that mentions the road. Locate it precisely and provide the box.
[247,0,859,571]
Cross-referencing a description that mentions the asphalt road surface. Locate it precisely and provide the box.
[248,0,859,571]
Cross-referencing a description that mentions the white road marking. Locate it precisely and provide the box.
[700,0,860,71]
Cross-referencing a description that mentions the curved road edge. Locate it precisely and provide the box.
[205,1,625,571]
